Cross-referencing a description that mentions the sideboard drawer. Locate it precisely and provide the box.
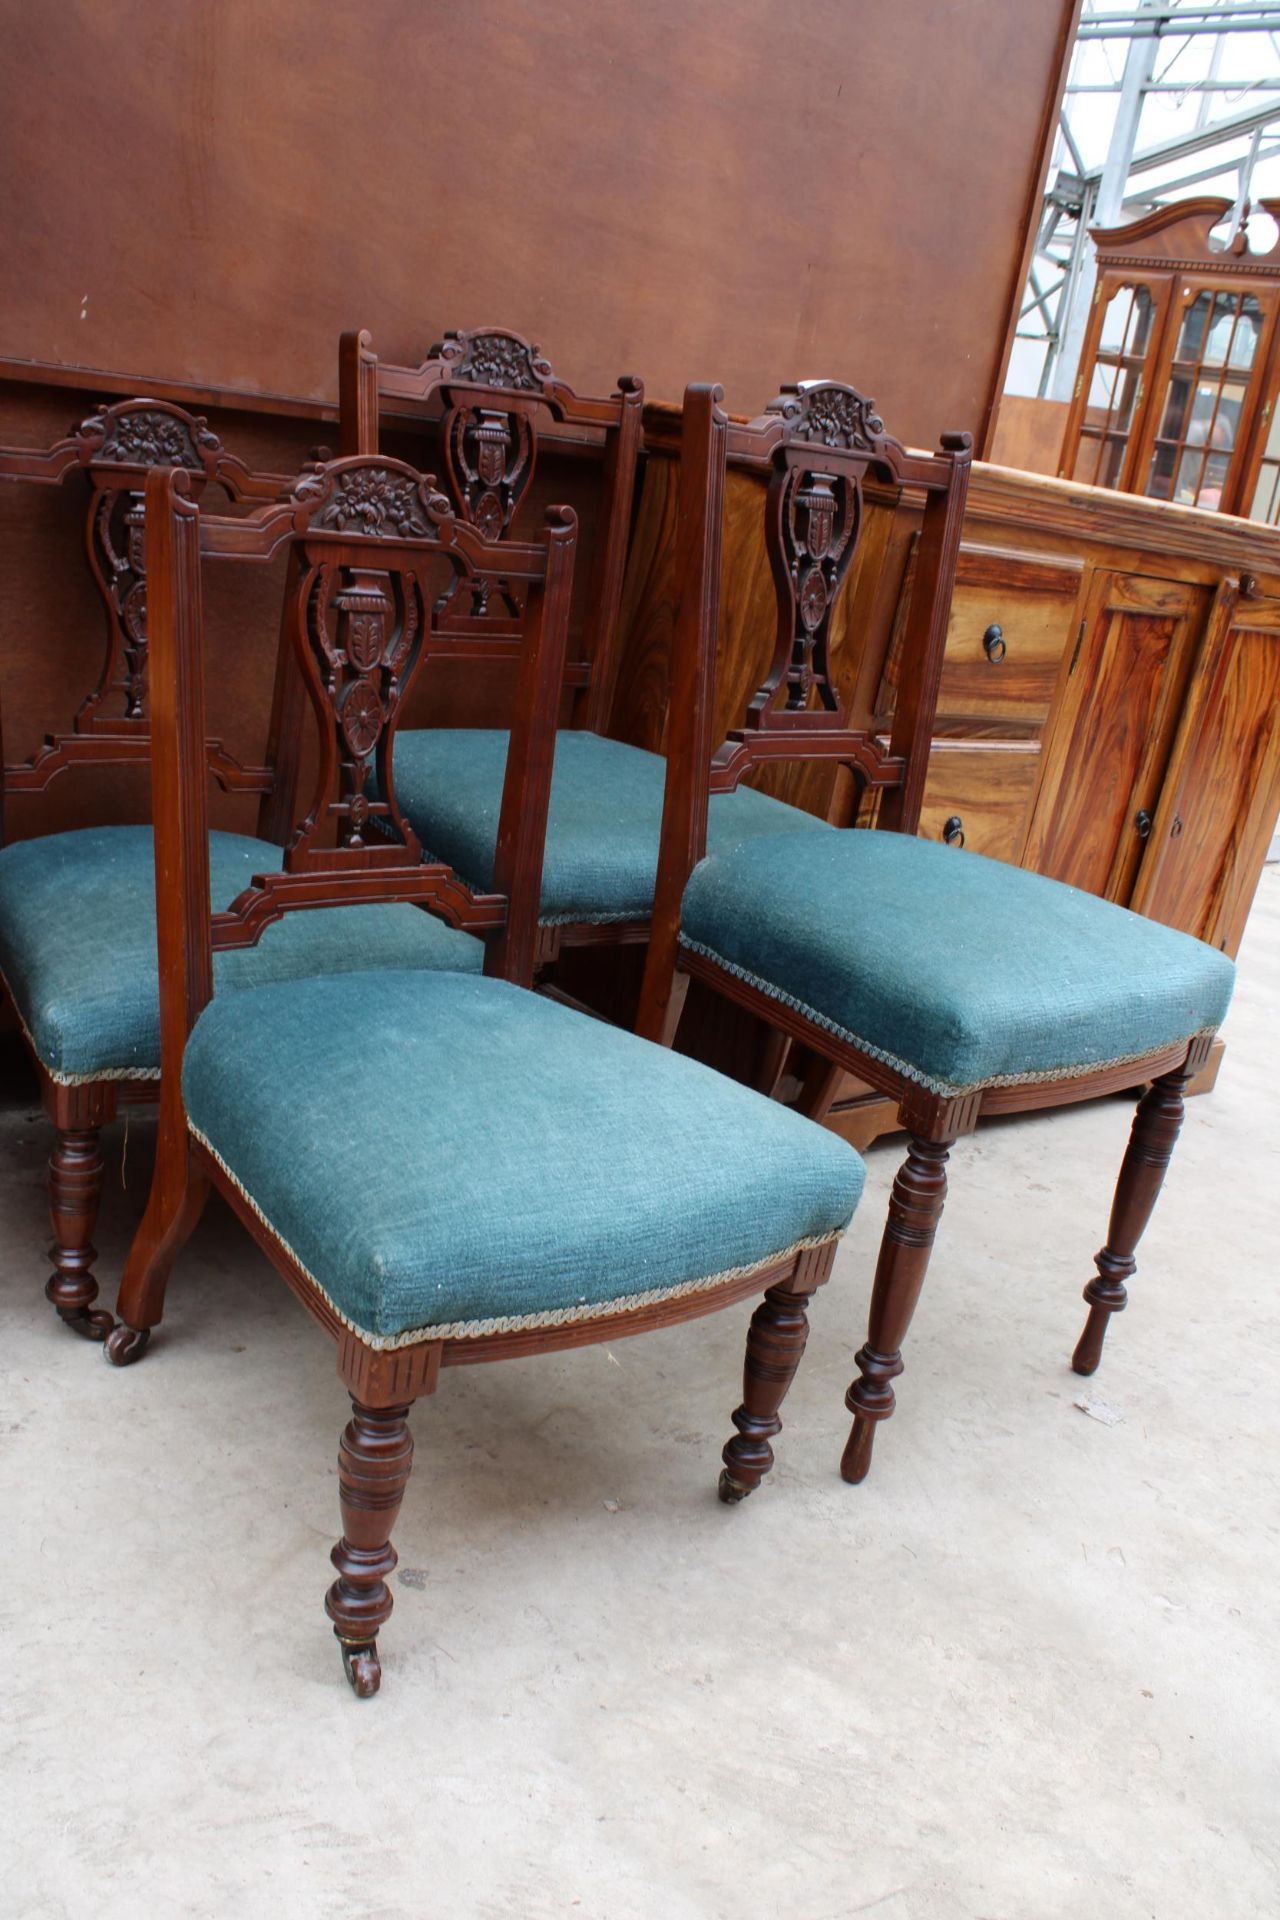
[936,579,1078,736]
[916,740,1041,865]
[878,541,1083,738]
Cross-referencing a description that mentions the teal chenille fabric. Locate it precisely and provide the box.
[680,829,1235,1097]
[388,728,829,923]
[182,969,865,1341]
[0,826,482,1081]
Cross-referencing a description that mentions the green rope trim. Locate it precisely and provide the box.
[0,961,161,1088]
[678,935,1216,1099]
[191,1123,848,1350]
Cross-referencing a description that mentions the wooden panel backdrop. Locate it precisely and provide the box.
[0,0,1077,446]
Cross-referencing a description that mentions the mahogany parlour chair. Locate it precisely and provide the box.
[340,327,821,972]
[107,459,866,1697]
[637,382,1235,1485]
[0,405,483,1341]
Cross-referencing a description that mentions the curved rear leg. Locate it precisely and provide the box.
[1072,1065,1191,1377]
[46,1125,113,1340]
[105,1147,209,1367]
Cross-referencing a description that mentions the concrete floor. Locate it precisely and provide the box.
[2,875,1277,1920]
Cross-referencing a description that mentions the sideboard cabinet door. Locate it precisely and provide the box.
[1023,570,1207,902]
[1130,586,1280,955]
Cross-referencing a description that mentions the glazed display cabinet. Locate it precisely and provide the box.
[1060,198,1280,525]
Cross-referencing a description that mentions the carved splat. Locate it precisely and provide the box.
[443,405,535,544]
[739,381,900,726]
[282,463,455,862]
[432,334,547,622]
[764,458,860,717]
[84,490,150,722]
[72,404,222,733]
[304,565,422,853]
[6,401,283,763]
[437,404,535,624]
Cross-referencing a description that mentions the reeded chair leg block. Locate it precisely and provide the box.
[720,1277,819,1502]
[46,1126,112,1339]
[325,1399,415,1698]
[842,1135,951,1485]
[1072,1066,1191,1377]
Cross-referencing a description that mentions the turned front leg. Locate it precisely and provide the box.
[719,1278,820,1502]
[46,1126,112,1339]
[842,1134,951,1486]
[1072,1067,1191,1377]
[325,1398,415,1697]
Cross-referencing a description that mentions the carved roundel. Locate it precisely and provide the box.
[122,580,148,645]
[473,489,504,541]
[799,566,828,632]
[341,677,385,758]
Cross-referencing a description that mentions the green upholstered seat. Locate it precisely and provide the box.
[0,826,482,1082]
[679,829,1235,1098]
[183,969,864,1343]
[389,728,828,924]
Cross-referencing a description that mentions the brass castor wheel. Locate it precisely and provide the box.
[341,1641,382,1698]
[717,1468,754,1505]
[104,1323,152,1368]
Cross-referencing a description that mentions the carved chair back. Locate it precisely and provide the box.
[339,327,643,733]
[144,455,577,1066]
[0,400,296,847]
[647,382,973,934]
[635,382,971,1027]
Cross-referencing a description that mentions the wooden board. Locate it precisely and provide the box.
[0,0,1077,447]
[988,395,1071,475]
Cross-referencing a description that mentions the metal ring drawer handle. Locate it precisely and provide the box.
[943,815,965,848]
[983,623,1006,663]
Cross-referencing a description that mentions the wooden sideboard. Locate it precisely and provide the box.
[604,407,1280,1144]
[883,464,1280,960]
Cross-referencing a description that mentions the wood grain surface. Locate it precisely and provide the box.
[0,0,1076,446]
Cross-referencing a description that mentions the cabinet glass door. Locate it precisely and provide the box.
[1245,396,1280,524]
[1069,281,1161,488]
[1143,288,1266,510]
